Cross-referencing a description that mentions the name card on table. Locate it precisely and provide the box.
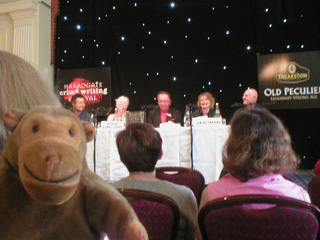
[99,121,125,129]
[192,116,226,125]
[159,121,181,128]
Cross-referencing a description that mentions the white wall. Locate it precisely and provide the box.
[38,0,54,87]
[0,0,54,87]
[0,14,14,51]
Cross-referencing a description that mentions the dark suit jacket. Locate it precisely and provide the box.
[147,107,183,127]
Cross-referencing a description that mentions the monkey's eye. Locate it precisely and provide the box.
[32,125,39,133]
[69,129,74,137]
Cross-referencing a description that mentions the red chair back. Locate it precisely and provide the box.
[155,166,205,205]
[308,176,320,208]
[118,188,180,240]
[198,194,320,240]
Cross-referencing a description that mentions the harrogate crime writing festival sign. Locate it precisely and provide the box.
[258,51,320,110]
[55,67,111,114]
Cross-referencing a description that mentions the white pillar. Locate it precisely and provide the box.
[0,0,54,86]
[10,6,37,63]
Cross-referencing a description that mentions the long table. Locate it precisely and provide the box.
[86,124,230,183]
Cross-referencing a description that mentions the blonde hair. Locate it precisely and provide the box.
[197,92,215,109]
[0,50,61,149]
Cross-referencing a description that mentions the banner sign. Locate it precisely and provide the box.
[257,51,320,109]
[55,67,111,115]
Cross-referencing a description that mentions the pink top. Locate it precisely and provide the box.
[160,110,168,123]
[208,173,311,203]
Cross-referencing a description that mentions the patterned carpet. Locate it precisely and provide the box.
[287,169,314,190]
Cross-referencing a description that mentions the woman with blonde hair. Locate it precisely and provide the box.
[192,92,216,118]
[199,108,310,211]
[0,50,60,149]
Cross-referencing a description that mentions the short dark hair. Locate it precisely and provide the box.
[116,123,162,172]
[223,108,299,182]
[71,94,85,103]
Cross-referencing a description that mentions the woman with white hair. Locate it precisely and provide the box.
[107,95,129,121]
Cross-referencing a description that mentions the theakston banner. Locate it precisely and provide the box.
[257,51,320,110]
[55,67,111,115]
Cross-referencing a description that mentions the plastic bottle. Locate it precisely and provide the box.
[215,102,221,118]
[113,108,118,121]
[184,105,190,127]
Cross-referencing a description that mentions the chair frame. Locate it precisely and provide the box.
[308,175,320,209]
[198,194,320,240]
[155,166,205,205]
[118,188,180,240]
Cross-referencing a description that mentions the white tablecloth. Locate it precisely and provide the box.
[86,140,94,172]
[87,125,230,183]
[192,124,230,183]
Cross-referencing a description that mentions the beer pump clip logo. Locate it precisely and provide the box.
[276,61,310,84]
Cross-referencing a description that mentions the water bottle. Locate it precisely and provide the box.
[214,102,221,118]
[113,108,118,121]
[89,114,95,127]
[184,105,190,127]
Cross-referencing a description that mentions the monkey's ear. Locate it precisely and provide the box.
[3,109,25,132]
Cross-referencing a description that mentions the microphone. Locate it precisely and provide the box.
[90,107,97,114]
[231,102,276,108]
[187,103,198,108]
[231,103,244,108]
[105,107,113,114]
[62,100,71,109]
[231,103,258,108]
[93,106,113,115]
[141,105,157,110]
[261,101,276,105]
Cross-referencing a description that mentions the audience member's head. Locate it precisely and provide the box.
[71,94,86,113]
[242,88,258,107]
[116,123,162,172]
[116,96,130,111]
[157,91,172,112]
[0,50,60,150]
[197,92,215,110]
[222,108,299,182]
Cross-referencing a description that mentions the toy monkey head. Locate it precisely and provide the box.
[2,106,95,205]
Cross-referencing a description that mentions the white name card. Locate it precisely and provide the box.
[159,121,181,128]
[192,116,224,125]
[99,121,125,129]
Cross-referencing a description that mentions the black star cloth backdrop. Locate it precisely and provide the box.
[55,0,320,169]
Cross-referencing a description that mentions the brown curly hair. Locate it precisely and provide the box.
[222,108,300,182]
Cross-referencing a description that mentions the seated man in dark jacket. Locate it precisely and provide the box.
[148,91,183,127]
